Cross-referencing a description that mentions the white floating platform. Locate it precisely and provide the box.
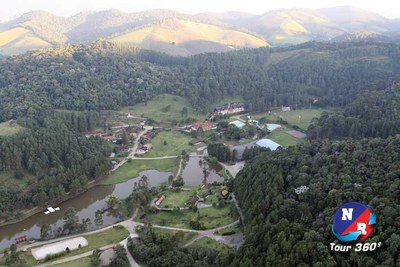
[44,207,60,214]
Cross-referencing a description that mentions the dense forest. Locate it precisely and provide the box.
[2,41,400,121]
[0,115,111,220]
[308,85,400,138]
[233,138,400,266]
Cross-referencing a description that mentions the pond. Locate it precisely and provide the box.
[181,156,224,186]
[0,170,172,250]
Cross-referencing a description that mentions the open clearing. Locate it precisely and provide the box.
[122,94,203,125]
[0,120,24,136]
[190,237,231,253]
[145,131,194,157]
[158,188,199,208]
[103,157,178,184]
[262,108,328,130]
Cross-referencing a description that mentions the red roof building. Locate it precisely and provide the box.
[191,122,215,132]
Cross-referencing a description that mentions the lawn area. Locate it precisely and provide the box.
[122,94,204,125]
[147,205,237,230]
[52,257,91,267]
[268,130,304,148]
[145,131,195,157]
[190,237,231,253]
[159,188,199,208]
[0,120,24,136]
[103,157,178,184]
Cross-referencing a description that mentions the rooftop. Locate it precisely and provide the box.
[255,139,281,151]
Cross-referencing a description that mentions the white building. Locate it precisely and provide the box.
[31,237,88,260]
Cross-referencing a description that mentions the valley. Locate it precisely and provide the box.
[0,10,399,265]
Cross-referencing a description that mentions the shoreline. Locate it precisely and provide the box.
[0,178,113,229]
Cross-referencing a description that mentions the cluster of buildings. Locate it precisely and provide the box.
[207,103,246,120]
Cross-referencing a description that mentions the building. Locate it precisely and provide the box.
[281,106,291,112]
[186,196,199,206]
[190,121,215,132]
[255,139,281,151]
[111,122,130,131]
[31,237,88,260]
[207,103,246,120]
[155,195,166,206]
[142,143,153,151]
[190,138,203,146]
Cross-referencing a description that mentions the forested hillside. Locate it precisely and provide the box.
[308,85,400,138]
[0,115,110,221]
[233,138,400,266]
[2,41,400,121]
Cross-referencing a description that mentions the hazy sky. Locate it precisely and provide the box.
[1,0,400,21]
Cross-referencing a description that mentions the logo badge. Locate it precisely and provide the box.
[332,202,376,242]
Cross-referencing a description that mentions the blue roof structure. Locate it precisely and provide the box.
[255,139,281,151]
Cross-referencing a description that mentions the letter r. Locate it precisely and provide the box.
[357,223,367,235]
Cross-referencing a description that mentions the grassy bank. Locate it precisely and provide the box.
[103,158,178,184]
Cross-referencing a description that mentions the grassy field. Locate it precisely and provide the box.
[1,226,129,267]
[147,205,236,230]
[159,188,199,208]
[145,131,195,157]
[122,94,203,125]
[52,257,91,267]
[268,130,304,148]
[261,108,328,130]
[103,157,178,184]
[190,237,231,253]
[0,120,24,136]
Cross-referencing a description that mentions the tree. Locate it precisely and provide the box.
[40,224,51,240]
[107,195,121,209]
[90,249,101,267]
[109,244,128,267]
[62,207,80,235]
[181,107,188,118]
[94,209,104,226]
[121,131,129,146]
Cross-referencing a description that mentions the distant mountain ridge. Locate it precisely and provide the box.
[1,6,400,56]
